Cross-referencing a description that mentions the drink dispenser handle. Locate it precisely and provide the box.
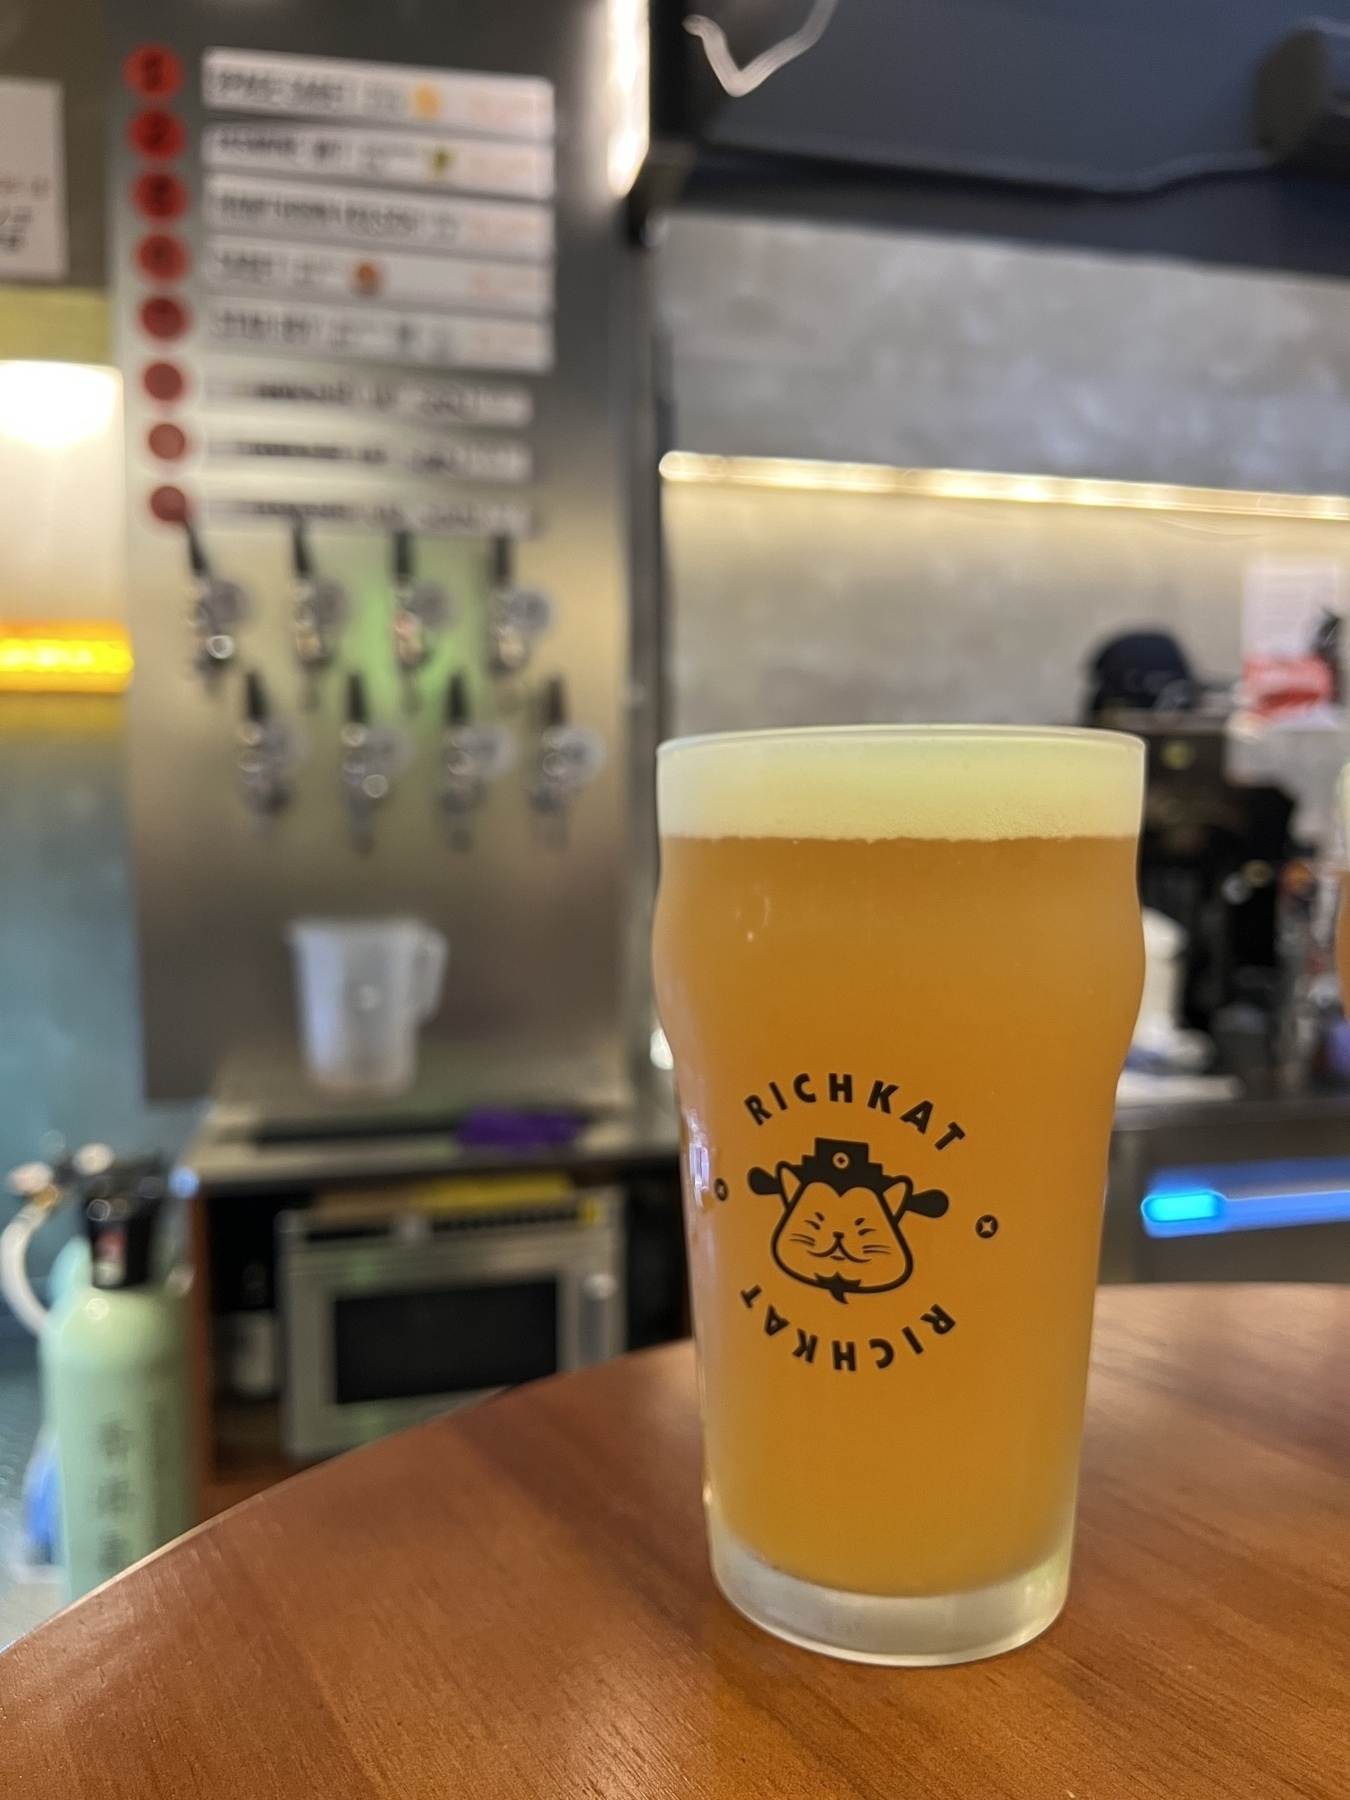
[543,674,567,728]
[291,516,314,579]
[184,520,209,577]
[346,671,368,726]
[244,669,268,724]
[393,528,416,583]
[490,535,513,587]
[446,671,471,727]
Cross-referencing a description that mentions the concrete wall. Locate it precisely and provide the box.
[658,213,1350,733]
[663,480,1350,732]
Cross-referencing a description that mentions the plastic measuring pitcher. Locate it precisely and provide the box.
[286,917,448,1095]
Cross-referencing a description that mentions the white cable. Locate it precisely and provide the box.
[685,0,841,98]
[1,1204,52,1337]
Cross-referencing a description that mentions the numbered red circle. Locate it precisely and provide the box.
[149,485,191,524]
[123,45,184,99]
[139,295,190,340]
[142,361,186,402]
[147,422,189,461]
[135,233,189,281]
[128,109,186,160]
[132,171,188,221]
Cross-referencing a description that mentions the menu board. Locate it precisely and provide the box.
[122,42,557,535]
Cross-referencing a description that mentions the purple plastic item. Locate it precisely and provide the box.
[455,1108,582,1150]
[1324,1019,1350,1082]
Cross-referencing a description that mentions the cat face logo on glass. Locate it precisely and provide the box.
[749,1137,948,1304]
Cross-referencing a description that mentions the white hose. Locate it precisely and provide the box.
[685,0,841,98]
[1,1203,52,1337]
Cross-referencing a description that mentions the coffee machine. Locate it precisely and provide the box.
[1086,633,1297,1055]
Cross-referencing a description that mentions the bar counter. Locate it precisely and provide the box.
[3,1285,1346,1798]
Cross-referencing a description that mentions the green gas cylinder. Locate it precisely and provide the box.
[47,1233,91,1310]
[40,1175,193,1600]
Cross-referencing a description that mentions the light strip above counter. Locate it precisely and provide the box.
[659,451,1350,524]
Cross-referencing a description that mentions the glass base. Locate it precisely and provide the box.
[708,1506,1073,1667]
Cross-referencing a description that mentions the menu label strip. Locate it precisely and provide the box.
[207,493,535,535]
[201,368,534,428]
[204,173,553,260]
[205,432,533,483]
[203,48,554,142]
[205,296,553,372]
[203,123,554,200]
[204,238,552,317]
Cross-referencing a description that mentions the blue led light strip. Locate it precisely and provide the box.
[1142,1157,1350,1238]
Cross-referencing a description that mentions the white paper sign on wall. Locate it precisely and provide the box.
[0,78,67,281]
[1239,558,1347,727]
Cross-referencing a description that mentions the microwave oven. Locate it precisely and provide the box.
[278,1187,623,1459]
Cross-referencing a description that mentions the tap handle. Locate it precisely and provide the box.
[490,535,513,588]
[542,675,567,729]
[446,670,471,727]
[291,515,314,579]
[184,520,209,577]
[346,671,368,726]
[393,528,415,583]
[244,669,268,724]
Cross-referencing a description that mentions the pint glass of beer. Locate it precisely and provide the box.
[652,725,1144,1664]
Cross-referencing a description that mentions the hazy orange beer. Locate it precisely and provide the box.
[653,726,1144,1663]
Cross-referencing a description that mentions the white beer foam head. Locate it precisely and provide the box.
[657,725,1144,841]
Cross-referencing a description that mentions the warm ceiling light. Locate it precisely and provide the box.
[659,451,1350,523]
[0,362,119,451]
[0,620,133,693]
[607,0,649,197]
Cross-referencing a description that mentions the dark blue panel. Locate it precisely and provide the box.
[708,0,1350,189]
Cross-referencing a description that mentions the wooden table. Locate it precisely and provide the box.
[3,1285,1348,1797]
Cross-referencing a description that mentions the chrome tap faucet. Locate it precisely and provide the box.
[290,518,348,707]
[486,536,553,683]
[339,672,410,852]
[237,670,304,817]
[391,529,451,712]
[184,522,249,685]
[528,675,604,845]
[439,671,518,848]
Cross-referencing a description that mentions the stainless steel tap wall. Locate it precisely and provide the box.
[106,1,654,1125]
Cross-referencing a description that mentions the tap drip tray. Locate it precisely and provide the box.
[254,1105,587,1150]
[209,1035,633,1146]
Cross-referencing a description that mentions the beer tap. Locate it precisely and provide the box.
[183,521,249,686]
[439,670,518,849]
[391,529,451,712]
[236,670,304,817]
[527,675,605,845]
[290,517,348,707]
[339,671,410,852]
[486,536,553,685]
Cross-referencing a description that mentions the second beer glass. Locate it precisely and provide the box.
[652,725,1144,1664]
